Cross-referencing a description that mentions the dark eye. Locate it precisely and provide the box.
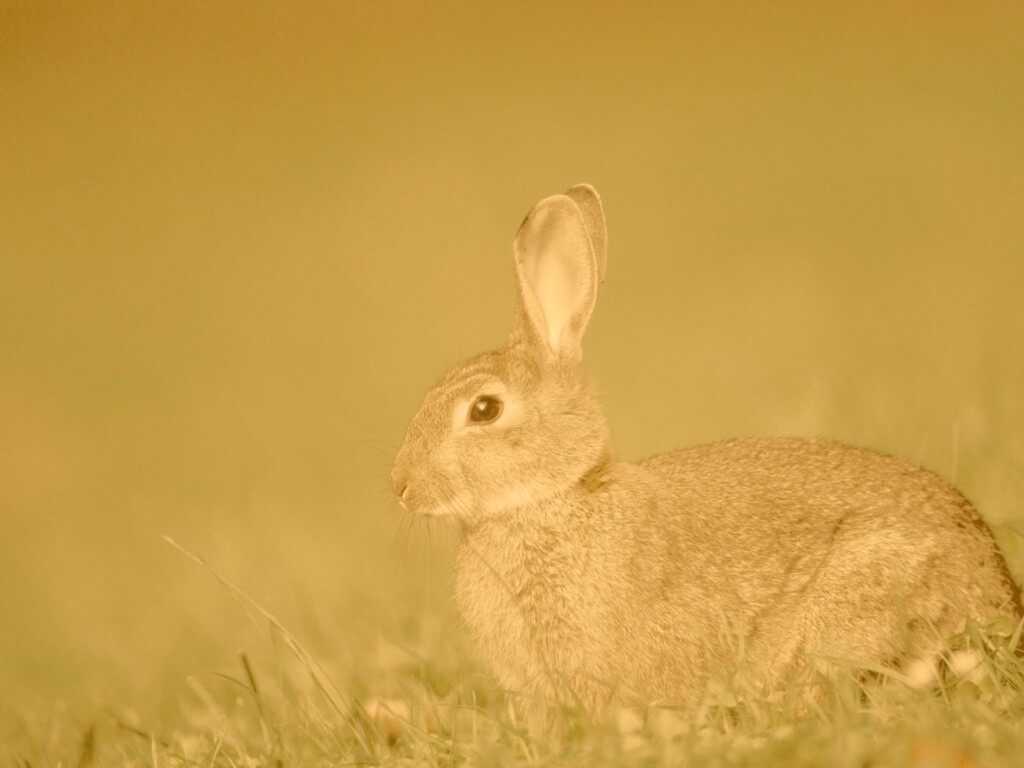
[468,395,503,425]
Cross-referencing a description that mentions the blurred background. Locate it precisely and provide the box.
[2,1,1022,720]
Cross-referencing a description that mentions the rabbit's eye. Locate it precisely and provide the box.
[468,395,503,425]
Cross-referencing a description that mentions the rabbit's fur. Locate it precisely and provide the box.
[391,184,1022,717]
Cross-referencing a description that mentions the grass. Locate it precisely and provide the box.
[6,629,1024,767]
[5,533,1023,767]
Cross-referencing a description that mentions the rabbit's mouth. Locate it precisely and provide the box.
[411,504,460,518]
[405,485,547,520]
[402,487,475,519]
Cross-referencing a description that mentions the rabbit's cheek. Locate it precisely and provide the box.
[403,470,472,518]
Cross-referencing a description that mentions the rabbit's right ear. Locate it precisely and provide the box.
[512,194,598,362]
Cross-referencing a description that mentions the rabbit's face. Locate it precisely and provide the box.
[391,344,610,520]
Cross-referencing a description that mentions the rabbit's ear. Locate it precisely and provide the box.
[512,194,598,361]
[564,184,607,286]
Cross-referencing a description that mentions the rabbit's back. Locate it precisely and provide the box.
[641,436,1013,590]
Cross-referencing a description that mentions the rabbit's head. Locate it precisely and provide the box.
[391,185,613,520]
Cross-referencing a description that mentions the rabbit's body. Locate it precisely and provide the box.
[456,436,1019,713]
[392,185,1021,717]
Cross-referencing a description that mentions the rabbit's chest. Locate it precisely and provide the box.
[455,522,607,687]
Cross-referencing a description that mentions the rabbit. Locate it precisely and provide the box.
[390,184,1022,718]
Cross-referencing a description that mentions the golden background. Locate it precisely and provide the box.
[2,2,1022,717]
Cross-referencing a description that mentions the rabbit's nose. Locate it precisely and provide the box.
[391,465,410,506]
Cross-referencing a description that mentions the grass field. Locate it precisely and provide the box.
[4,538,1024,766]
[3,2,1024,765]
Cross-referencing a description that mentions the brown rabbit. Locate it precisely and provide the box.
[390,184,1022,717]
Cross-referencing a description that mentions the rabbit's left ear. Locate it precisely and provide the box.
[512,193,598,361]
